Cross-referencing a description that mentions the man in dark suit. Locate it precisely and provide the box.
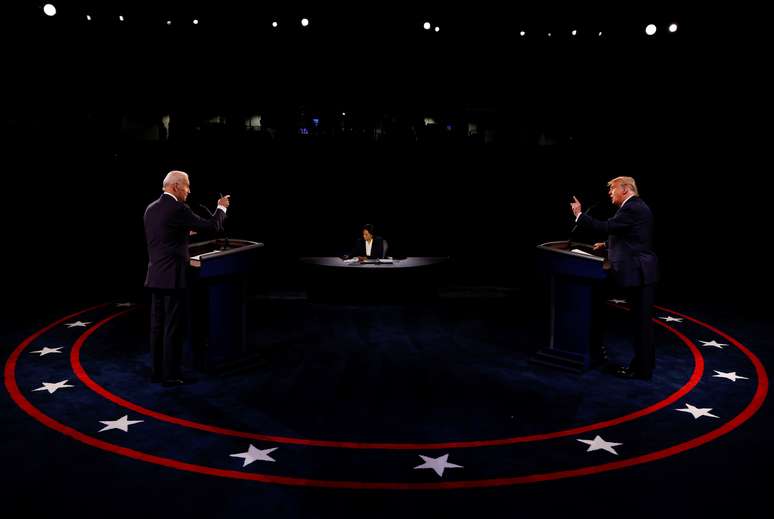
[144,170,230,386]
[349,223,387,260]
[571,176,658,380]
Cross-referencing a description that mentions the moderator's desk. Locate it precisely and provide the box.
[299,257,450,301]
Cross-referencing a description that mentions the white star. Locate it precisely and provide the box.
[676,403,719,419]
[659,316,683,323]
[608,299,628,304]
[30,347,63,356]
[699,340,728,349]
[65,321,91,328]
[99,415,144,432]
[33,380,74,394]
[413,454,463,477]
[713,370,749,382]
[577,435,623,455]
[230,445,278,467]
[116,302,135,307]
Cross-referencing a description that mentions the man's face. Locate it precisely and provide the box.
[176,178,191,202]
[363,229,373,242]
[608,182,626,206]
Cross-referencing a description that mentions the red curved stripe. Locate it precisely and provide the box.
[5,304,766,489]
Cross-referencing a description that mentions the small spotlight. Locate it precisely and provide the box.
[272,20,278,28]
[43,4,56,16]
[423,22,431,30]
[598,31,603,37]
[520,30,526,37]
[547,32,552,37]
[645,24,657,36]
[434,26,440,32]
[86,14,92,21]
[301,18,309,27]
[571,29,577,36]
[119,15,125,22]
[166,20,172,26]
[669,23,678,33]
[342,112,346,116]
[193,19,199,25]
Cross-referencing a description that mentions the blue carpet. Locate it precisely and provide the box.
[2,289,772,517]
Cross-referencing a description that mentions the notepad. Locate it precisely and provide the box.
[571,248,593,256]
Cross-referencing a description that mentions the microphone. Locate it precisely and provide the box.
[197,198,228,249]
[198,203,213,217]
[571,203,597,235]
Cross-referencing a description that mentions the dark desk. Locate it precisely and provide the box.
[299,257,450,301]
[299,257,449,269]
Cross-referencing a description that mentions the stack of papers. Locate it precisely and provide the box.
[570,248,593,256]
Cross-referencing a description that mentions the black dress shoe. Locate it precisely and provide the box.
[615,366,652,380]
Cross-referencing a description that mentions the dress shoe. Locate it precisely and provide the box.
[614,366,652,380]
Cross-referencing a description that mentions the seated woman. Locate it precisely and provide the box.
[347,224,387,261]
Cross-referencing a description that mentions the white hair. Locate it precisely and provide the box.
[162,170,188,188]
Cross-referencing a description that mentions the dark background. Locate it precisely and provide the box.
[1,4,771,518]
[1,1,765,315]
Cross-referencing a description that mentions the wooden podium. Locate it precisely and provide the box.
[187,238,263,372]
[531,241,609,372]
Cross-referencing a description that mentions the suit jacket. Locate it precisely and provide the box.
[144,194,226,289]
[352,236,385,259]
[577,196,658,288]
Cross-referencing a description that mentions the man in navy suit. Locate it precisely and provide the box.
[571,176,658,380]
[349,224,386,260]
[144,170,230,386]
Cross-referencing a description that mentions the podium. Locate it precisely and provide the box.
[531,241,609,372]
[187,238,263,372]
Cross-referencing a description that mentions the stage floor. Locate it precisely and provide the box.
[2,288,772,517]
